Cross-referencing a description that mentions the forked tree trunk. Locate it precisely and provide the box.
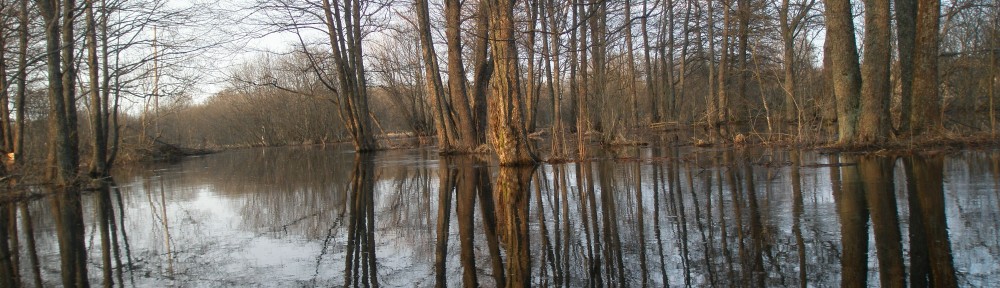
[415,0,457,151]
[445,0,479,151]
[486,0,537,166]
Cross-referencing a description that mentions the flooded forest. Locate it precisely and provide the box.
[1,0,999,287]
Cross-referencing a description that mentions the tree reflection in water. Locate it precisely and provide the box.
[345,154,378,288]
[0,147,995,286]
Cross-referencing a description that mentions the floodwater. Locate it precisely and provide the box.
[4,146,1000,287]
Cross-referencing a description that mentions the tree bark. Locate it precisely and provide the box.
[321,0,378,152]
[37,0,80,185]
[895,0,917,133]
[415,0,457,151]
[86,0,108,176]
[445,0,479,151]
[523,0,540,133]
[911,0,942,134]
[823,0,861,144]
[857,0,892,145]
[486,0,537,166]
[718,0,731,126]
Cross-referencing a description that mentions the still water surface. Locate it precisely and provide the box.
[11,146,1000,287]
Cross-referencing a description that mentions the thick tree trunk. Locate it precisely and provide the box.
[857,0,892,145]
[486,0,537,166]
[895,0,917,133]
[445,0,479,151]
[523,0,540,133]
[471,3,492,145]
[642,0,659,123]
[37,0,80,185]
[86,0,108,176]
[911,0,942,135]
[779,0,795,121]
[589,0,607,134]
[824,0,861,144]
[624,0,638,125]
[718,0,731,126]
[415,0,456,151]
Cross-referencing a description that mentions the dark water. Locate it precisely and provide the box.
[4,146,1000,287]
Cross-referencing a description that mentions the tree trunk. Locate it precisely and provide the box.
[589,0,607,134]
[824,0,861,144]
[0,22,11,153]
[642,0,659,123]
[86,0,108,177]
[706,0,717,134]
[523,0,540,133]
[486,0,537,166]
[445,0,479,151]
[38,0,80,185]
[544,0,566,158]
[718,0,731,126]
[895,0,917,133]
[624,0,638,125]
[857,0,892,145]
[911,0,942,135]
[471,2,492,145]
[13,0,29,160]
[321,0,377,152]
[416,0,457,151]
[736,0,750,123]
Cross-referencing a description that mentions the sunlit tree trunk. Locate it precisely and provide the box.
[471,2,492,145]
[445,0,479,151]
[321,0,377,152]
[486,0,537,166]
[857,0,892,144]
[415,0,456,152]
[824,0,861,144]
[523,0,540,133]
[0,17,11,153]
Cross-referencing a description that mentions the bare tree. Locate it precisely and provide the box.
[321,0,378,151]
